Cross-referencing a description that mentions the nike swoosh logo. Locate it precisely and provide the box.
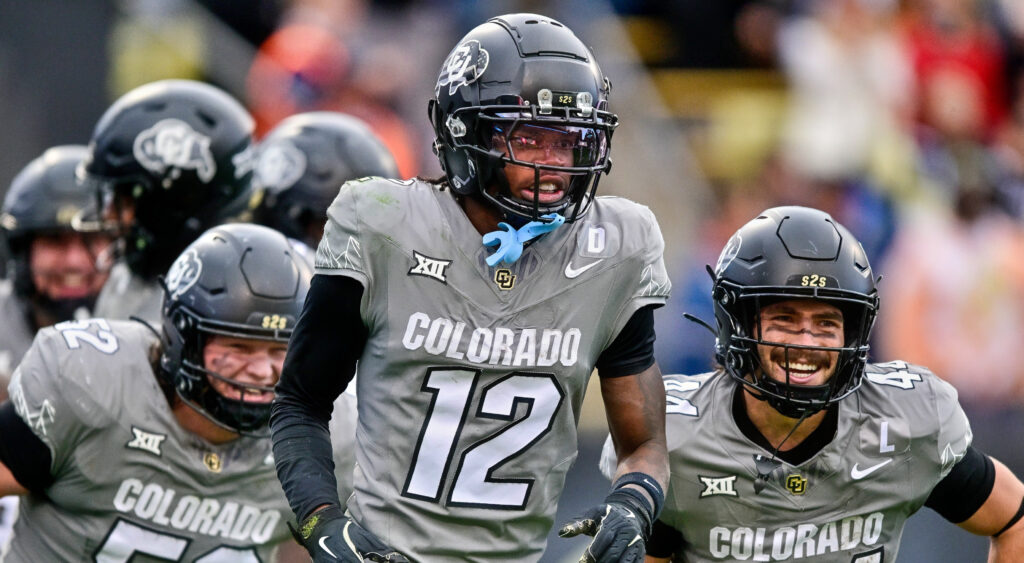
[565,259,604,278]
[850,459,893,479]
[318,536,338,558]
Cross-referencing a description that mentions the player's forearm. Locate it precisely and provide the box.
[603,363,670,490]
[613,438,669,490]
[990,521,1024,563]
[269,395,341,522]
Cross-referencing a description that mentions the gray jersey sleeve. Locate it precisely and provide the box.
[631,205,672,307]
[315,179,373,283]
[591,199,672,345]
[925,368,973,478]
[8,324,111,476]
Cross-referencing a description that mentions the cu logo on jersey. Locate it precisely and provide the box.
[165,249,202,299]
[494,268,516,290]
[785,474,807,495]
[255,139,306,192]
[436,40,489,96]
[133,118,217,183]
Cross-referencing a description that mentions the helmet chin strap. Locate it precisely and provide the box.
[752,407,813,494]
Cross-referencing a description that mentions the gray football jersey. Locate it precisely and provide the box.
[0,281,34,392]
[315,178,671,562]
[2,319,357,562]
[0,282,34,551]
[93,263,163,325]
[600,363,973,562]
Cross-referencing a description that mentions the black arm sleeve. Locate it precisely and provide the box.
[0,401,54,494]
[646,518,684,558]
[595,305,657,378]
[270,274,367,522]
[925,445,995,523]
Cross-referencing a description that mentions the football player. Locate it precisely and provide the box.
[252,111,400,249]
[270,13,671,563]
[601,206,1024,561]
[0,145,114,549]
[76,79,258,323]
[0,223,356,561]
[0,145,114,397]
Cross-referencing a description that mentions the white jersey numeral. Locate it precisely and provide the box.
[56,319,119,355]
[865,361,923,390]
[664,379,701,417]
[94,518,259,562]
[402,369,564,509]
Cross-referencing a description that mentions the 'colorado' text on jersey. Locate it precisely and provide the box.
[601,363,972,562]
[3,319,357,562]
[315,178,671,562]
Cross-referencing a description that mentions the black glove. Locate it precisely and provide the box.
[558,472,664,563]
[295,506,409,563]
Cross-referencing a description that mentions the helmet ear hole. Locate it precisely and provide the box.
[728,352,743,372]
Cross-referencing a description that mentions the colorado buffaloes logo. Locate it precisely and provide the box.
[255,139,306,192]
[436,40,489,96]
[165,249,202,299]
[715,234,741,275]
[494,268,516,290]
[133,118,216,183]
[203,452,222,473]
[409,251,452,283]
[786,474,807,495]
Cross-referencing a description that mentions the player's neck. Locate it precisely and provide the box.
[458,193,503,236]
[172,402,240,444]
[742,389,827,451]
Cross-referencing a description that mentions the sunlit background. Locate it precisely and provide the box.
[3,0,1024,561]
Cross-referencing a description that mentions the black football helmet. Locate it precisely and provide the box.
[1,145,111,318]
[159,223,311,435]
[77,79,257,281]
[429,13,617,223]
[253,111,399,247]
[712,206,880,418]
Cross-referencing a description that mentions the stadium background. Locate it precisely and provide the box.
[3,0,1023,561]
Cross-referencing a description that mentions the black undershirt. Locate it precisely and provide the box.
[0,401,53,494]
[731,382,839,465]
[596,304,658,378]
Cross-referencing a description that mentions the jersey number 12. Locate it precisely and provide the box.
[401,368,565,510]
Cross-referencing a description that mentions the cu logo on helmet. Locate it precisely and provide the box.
[255,140,306,193]
[165,249,203,299]
[436,40,489,96]
[715,234,742,275]
[133,118,217,183]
